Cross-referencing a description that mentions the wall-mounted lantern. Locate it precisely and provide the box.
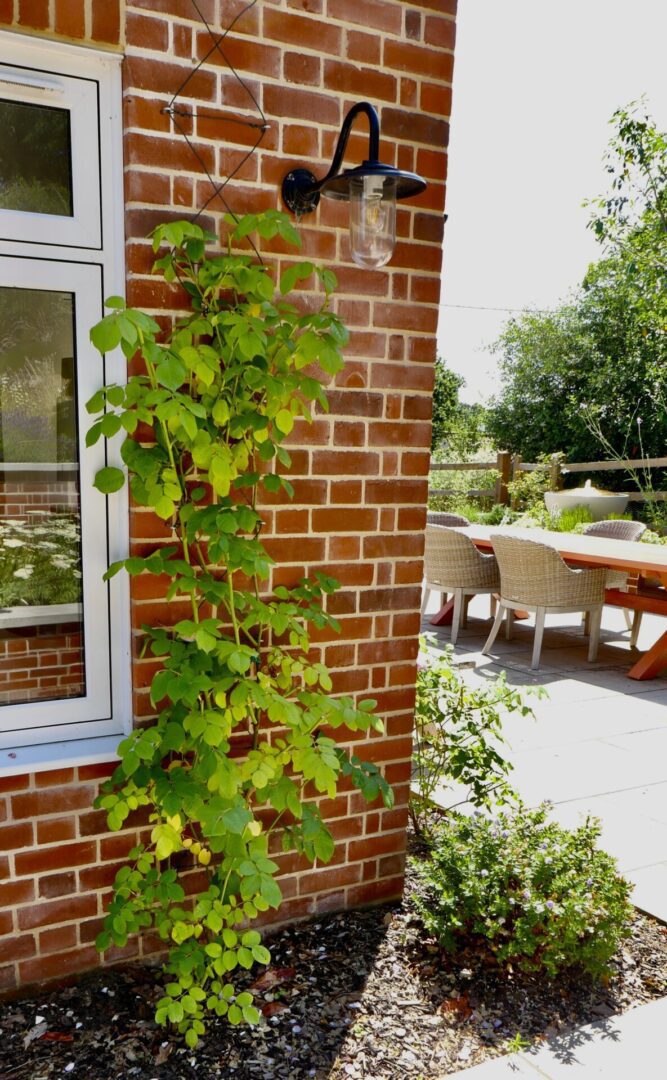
[281,101,427,270]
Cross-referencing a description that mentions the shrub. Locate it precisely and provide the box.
[411,642,542,833]
[412,804,634,979]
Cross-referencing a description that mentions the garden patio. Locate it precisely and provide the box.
[422,594,667,923]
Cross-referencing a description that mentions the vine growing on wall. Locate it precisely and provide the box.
[88,213,393,1047]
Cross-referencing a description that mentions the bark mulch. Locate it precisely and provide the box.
[2,856,666,1080]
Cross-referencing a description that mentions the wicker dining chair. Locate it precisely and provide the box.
[426,511,470,527]
[583,519,648,639]
[483,534,608,670]
[582,519,647,543]
[422,525,500,645]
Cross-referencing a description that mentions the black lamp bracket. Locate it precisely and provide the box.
[282,101,381,216]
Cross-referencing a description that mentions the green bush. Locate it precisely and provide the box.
[412,804,633,979]
[411,642,543,834]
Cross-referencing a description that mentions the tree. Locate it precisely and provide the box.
[431,357,486,459]
[486,102,667,471]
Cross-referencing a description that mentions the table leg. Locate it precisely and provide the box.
[628,629,667,680]
[430,597,455,626]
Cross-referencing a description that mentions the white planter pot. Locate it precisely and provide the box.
[544,490,629,521]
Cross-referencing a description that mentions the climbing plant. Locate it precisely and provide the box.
[88,213,393,1047]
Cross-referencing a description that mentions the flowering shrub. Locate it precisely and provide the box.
[412,804,633,978]
[0,513,81,606]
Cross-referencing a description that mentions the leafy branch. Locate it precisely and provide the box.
[88,213,393,1047]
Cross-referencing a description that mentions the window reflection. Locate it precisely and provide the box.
[0,98,73,216]
[0,286,84,705]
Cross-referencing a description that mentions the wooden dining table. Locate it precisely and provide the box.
[429,524,667,681]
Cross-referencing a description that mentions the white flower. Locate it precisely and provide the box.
[3,538,23,548]
[13,566,33,579]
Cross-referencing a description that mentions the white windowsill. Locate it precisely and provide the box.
[0,733,121,776]
[0,603,82,629]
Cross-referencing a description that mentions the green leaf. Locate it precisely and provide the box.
[313,829,335,863]
[274,409,294,436]
[280,261,315,295]
[156,354,186,391]
[90,315,121,353]
[94,466,125,494]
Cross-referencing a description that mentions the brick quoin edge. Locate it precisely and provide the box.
[0,0,456,994]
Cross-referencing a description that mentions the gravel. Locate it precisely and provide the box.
[1,847,666,1080]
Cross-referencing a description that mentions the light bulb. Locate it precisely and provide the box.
[349,175,396,269]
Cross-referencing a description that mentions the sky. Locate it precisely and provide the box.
[438,0,667,404]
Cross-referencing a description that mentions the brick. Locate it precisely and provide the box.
[325,390,384,418]
[328,0,401,34]
[124,56,216,101]
[0,773,29,794]
[78,762,116,782]
[346,876,405,908]
[18,0,49,29]
[91,1,121,44]
[36,817,76,845]
[264,8,343,55]
[126,11,170,52]
[38,872,77,900]
[0,934,35,964]
[312,508,378,533]
[347,29,380,66]
[313,450,378,475]
[369,422,431,448]
[264,85,340,127]
[405,9,421,40]
[19,945,100,985]
[35,767,74,788]
[284,51,321,86]
[18,894,97,932]
[425,14,457,51]
[373,301,438,334]
[12,787,94,819]
[372,364,434,392]
[40,924,78,954]
[298,863,361,895]
[383,40,454,84]
[54,0,85,38]
[14,841,97,878]
[359,587,421,613]
[323,60,397,103]
[0,820,33,849]
[358,638,418,665]
[0,879,34,908]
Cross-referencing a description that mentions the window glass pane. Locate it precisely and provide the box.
[0,99,73,217]
[0,286,85,706]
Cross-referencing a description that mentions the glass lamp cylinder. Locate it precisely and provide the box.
[348,175,397,269]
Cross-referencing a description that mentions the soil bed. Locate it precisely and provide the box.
[1,853,666,1080]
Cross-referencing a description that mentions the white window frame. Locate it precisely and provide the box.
[0,32,130,776]
[0,65,101,248]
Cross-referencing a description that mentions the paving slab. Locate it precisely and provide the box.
[629,861,667,917]
[458,997,667,1079]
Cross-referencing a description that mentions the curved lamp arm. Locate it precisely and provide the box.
[282,101,381,214]
[319,101,380,188]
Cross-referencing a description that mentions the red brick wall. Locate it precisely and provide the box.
[0,0,455,993]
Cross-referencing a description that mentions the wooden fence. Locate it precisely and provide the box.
[430,452,667,506]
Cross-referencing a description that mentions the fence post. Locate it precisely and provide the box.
[510,454,522,509]
[495,450,511,505]
[549,454,562,491]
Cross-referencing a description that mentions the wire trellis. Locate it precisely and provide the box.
[162,0,270,244]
